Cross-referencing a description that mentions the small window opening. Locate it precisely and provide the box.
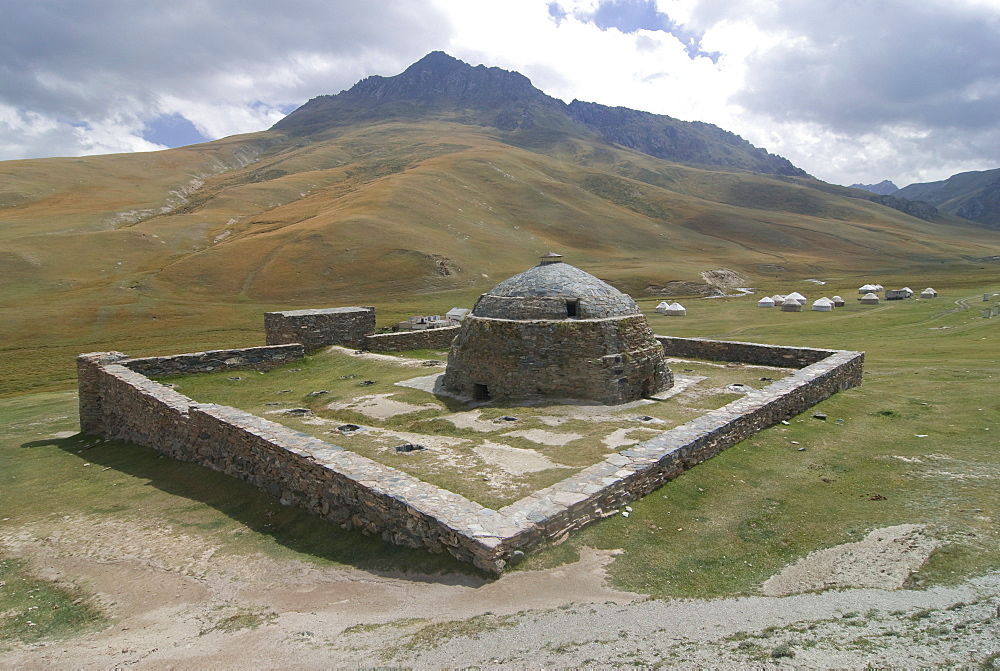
[473,383,491,401]
[566,299,579,318]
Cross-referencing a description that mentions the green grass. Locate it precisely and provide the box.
[155,347,790,508]
[517,287,1000,595]
[0,557,106,649]
[1,285,998,609]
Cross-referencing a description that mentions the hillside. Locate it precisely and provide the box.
[896,167,1000,228]
[3,52,1000,396]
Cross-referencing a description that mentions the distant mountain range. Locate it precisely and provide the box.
[5,51,1000,396]
[850,180,898,195]
[896,168,1000,229]
[274,51,806,178]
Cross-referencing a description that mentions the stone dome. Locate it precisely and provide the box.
[443,256,672,405]
[472,259,640,320]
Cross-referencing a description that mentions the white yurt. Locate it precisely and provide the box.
[921,287,938,298]
[811,297,834,312]
[757,296,776,308]
[873,284,884,292]
[858,284,875,294]
[901,287,914,297]
[832,295,845,307]
[786,291,807,305]
[771,294,786,303]
[780,297,803,312]
[654,301,671,314]
[860,292,880,305]
[663,301,687,316]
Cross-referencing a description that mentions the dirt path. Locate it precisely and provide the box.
[3,517,998,668]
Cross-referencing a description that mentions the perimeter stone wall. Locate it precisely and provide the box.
[265,307,375,350]
[364,326,460,352]
[77,336,863,574]
[656,336,835,368]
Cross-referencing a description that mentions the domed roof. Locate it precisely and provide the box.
[472,259,640,320]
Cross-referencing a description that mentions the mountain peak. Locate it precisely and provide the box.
[850,179,898,195]
[346,51,545,105]
[271,52,807,177]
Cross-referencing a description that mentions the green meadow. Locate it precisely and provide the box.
[2,273,997,651]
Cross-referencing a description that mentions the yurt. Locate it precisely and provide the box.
[780,297,803,312]
[921,287,938,298]
[786,291,807,305]
[901,287,914,297]
[832,295,846,307]
[771,294,786,303]
[757,296,776,308]
[655,301,671,314]
[860,292,880,305]
[663,302,687,316]
[873,284,884,292]
[811,297,834,312]
[858,284,876,294]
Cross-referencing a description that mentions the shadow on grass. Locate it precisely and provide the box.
[29,433,493,586]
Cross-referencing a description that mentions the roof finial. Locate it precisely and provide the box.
[539,252,563,265]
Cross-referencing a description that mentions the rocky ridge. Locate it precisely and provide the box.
[273,51,807,177]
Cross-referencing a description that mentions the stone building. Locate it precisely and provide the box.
[442,255,672,404]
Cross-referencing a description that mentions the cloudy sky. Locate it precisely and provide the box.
[2,0,998,188]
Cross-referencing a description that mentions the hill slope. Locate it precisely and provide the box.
[3,52,1000,395]
[896,168,1000,229]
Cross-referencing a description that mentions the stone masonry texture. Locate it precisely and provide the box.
[265,307,375,350]
[77,332,863,574]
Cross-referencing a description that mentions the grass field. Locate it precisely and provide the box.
[2,278,997,651]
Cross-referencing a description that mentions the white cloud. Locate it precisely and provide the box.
[1,0,997,187]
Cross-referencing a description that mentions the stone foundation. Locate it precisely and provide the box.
[77,335,863,574]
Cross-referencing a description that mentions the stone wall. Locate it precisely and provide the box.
[442,315,671,404]
[76,351,510,572]
[123,344,305,377]
[77,337,863,574]
[264,307,375,350]
[656,336,835,368]
[364,326,460,352]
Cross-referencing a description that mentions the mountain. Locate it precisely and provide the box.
[4,51,1000,395]
[896,168,1000,229]
[275,51,806,177]
[849,180,898,195]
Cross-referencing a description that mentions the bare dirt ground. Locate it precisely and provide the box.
[2,516,998,668]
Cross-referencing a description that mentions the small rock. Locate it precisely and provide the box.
[307,390,330,396]
[275,389,293,394]
[622,511,630,518]
[358,380,376,386]
[288,368,303,372]
[797,447,806,451]
[869,494,887,501]
[395,443,425,453]
[493,415,519,423]
[508,550,526,566]
[813,412,827,420]
[836,419,845,424]
[781,420,790,425]
[759,377,774,382]
[263,402,280,406]
[337,424,363,434]
[228,376,241,381]
[339,374,357,379]
[625,506,633,512]
[422,360,444,366]
[791,441,799,445]
[283,408,311,416]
